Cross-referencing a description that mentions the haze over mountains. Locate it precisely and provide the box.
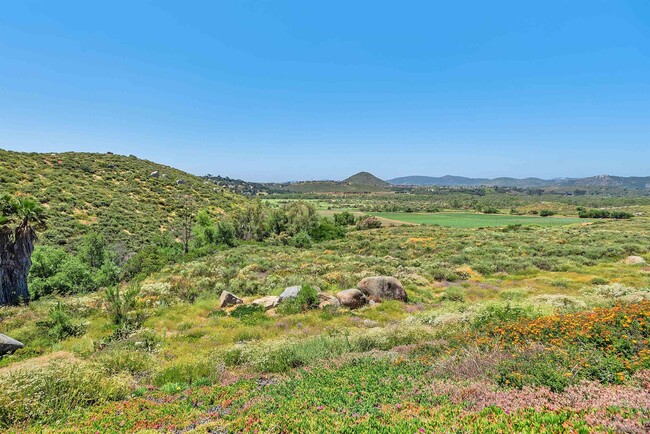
[387,174,650,189]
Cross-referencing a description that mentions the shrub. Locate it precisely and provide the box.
[589,283,634,298]
[37,302,86,341]
[160,382,187,394]
[95,349,153,376]
[277,285,319,315]
[230,303,264,319]
[590,277,608,285]
[471,303,536,331]
[223,347,244,366]
[333,211,356,226]
[290,230,313,248]
[499,288,529,301]
[578,209,633,219]
[497,348,575,392]
[105,284,140,325]
[230,304,267,325]
[49,256,96,295]
[441,286,466,302]
[309,218,346,242]
[152,358,218,387]
[356,216,382,230]
[539,210,555,217]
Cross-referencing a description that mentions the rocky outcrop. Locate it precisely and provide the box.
[0,333,24,356]
[252,295,280,310]
[219,291,243,308]
[336,288,367,309]
[150,171,160,178]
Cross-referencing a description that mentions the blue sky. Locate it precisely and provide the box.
[1,1,649,182]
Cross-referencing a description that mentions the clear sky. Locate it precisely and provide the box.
[1,1,649,182]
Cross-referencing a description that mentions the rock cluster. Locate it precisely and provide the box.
[218,277,407,313]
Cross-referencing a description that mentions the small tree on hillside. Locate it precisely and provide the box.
[175,195,196,254]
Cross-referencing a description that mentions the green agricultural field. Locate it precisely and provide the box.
[370,211,591,227]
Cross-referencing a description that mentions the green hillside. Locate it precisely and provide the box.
[0,149,244,249]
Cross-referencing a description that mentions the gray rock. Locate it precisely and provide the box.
[279,286,320,302]
[150,170,160,178]
[0,333,24,356]
[252,296,280,310]
[219,291,243,308]
[176,179,185,185]
[357,276,407,302]
[336,288,368,309]
[279,286,302,302]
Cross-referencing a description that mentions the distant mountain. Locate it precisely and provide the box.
[561,175,650,189]
[343,172,390,186]
[389,175,490,186]
[487,177,553,187]
[388,174,650,189]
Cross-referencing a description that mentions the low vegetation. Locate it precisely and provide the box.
[1,151,650,432]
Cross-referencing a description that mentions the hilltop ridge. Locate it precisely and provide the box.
[389,174,650,189]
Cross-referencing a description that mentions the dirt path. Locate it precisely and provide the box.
[0,351,79,375]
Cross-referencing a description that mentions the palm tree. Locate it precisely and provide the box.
[13,198,47,231]
[0,196,47,305]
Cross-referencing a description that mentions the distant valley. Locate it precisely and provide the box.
[212,171,650,194]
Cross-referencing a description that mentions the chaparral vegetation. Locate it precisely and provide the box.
[1,150,649,433]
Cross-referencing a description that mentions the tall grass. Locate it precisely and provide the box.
[0,359,130,428]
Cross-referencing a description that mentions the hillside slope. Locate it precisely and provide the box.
[0,149,244,249]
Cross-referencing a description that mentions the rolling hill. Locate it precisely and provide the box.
[271,171,392,193]
[0,149,245,250]
[343,171,390,187]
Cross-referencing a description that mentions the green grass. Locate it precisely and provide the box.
[370,211,592,227]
